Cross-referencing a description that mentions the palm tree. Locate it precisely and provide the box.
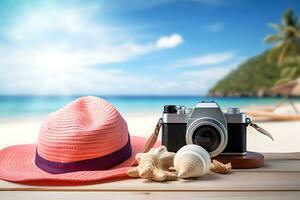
[265,9,300,66]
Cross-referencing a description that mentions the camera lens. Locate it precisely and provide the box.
[192,125,221,152]
[186,118,227,157]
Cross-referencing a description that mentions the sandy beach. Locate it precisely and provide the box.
[1,105,299,153]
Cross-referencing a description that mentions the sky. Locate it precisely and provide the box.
[0,0,299,95]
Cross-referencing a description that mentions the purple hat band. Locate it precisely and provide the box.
[35,136,132,174]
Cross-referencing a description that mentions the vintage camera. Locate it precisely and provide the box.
[162,101,248,157]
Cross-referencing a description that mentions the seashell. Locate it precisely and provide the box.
[127,146,177,181]
[210,159,232,174]
[174,144,211,179]
[147,145,176,170]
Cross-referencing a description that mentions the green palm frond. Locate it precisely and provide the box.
[265,9,300,66]
[264,34,283,43]
[278,38,293,65]
[283,9,296,26]
[268,23,284,32]
[285,26,300,37]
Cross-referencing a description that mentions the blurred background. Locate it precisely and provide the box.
[0,0,300,152]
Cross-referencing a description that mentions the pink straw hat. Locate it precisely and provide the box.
[0,96,154,184]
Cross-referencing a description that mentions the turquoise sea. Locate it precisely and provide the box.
[1,95,299,118]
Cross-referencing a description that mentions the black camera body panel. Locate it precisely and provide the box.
[162,123,187,152]
[223,123,247,154]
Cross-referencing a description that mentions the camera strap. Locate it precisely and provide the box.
[140,117,273,159]
[142,118,163,153]
[247,118,274,140]
[130,118,163,166]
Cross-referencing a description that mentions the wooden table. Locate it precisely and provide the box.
[0,153,300,200]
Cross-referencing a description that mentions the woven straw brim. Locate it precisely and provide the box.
[0,136,148,183]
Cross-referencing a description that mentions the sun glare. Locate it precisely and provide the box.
[33,50,75,72]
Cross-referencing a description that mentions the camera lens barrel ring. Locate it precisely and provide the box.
[186,117,228,157]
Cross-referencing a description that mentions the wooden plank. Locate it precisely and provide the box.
[234,159,300,172]
[1,191,300,200]
[0,171,300,191]
[263,152,300,160]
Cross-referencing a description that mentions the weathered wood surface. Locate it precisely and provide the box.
[1,192,300,200]
[0,171,299,191]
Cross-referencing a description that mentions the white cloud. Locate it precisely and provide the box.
[204,22,225,32]
[0,33,182,71]
[156,34,183,49]
[2,65,151,95]
[0,2,184,95]
[158,58,241,94]
[147,60,242,95]
[2,3,182,65]
[170,51,236,68]
[158,81,179,89]
[183,67,232,79]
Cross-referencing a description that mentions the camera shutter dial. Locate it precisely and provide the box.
[163,105,177,113]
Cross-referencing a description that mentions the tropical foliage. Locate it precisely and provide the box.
[209,51,281,96]
[265,9,300,84]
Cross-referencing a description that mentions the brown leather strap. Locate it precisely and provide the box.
[131,118,163,166]
[143,118,163,153]
[248,118,274,140]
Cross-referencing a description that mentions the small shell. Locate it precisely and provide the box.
[210,159,232,174]
[174,144,211,179]
[127,146,177,181]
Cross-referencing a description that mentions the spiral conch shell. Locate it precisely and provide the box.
[174,144,211,179]
[127,146,177,181]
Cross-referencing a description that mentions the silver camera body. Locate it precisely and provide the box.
[162,101,248,157]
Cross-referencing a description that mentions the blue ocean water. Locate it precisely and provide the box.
[1,95,299,118]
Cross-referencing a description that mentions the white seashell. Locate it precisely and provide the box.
[174,144,211,178]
